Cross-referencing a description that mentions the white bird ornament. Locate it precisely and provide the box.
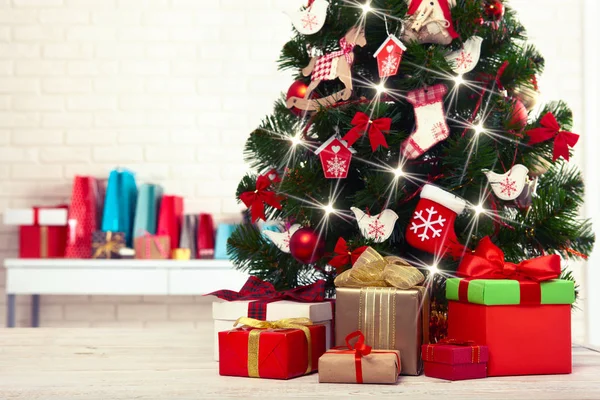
[350,207,399,243]
[284,0,329,35]
[483,164,530,201]
[263,224,302,253]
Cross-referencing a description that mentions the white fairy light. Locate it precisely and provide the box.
[375,83,386,95]
[428,264,440,276]
[394,167,404,178]
[290,134,302,147]
[472,122,485,136]
[323,203,335,216]
[453,74,465,86]
[361,1,372,13]
[473,203,485,216]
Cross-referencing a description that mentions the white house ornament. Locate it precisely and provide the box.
[315,136,355,179]
[263,223,302,253]
[284,0,329,35]
[401,0,459,46]
[374,35,407,78]
[445,36,483,74]
[350,207,399,243]
[483,164,530,201]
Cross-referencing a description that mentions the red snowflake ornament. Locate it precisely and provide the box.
[373,35,406,78]
[315,136,354,179]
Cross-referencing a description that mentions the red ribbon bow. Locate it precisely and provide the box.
[342,112,391,152]
[239,175,283,222]
[339,331,372,384]
[328,238,368,271]
[527,112,580,161]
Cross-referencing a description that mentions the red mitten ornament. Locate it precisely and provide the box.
[401,84,450,160]
[405,184,466,258]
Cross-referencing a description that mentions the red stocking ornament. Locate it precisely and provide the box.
[405,184,466,258]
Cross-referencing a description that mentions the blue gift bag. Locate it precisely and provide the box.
[214,224,237,260]
[133,183,163,239]
[101,169,138,247]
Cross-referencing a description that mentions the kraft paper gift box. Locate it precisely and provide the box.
[334,247,429,376]
[422,341,489,381]
[210,276,334,361]
[219,318,326,380]
[446,236,574,377]
[134,235,170,259]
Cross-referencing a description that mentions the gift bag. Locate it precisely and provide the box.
[214,224,236,260]
[179,214,198,259]
[133,183,163,238]
[157,195,183,252]
[197,213,215,259]
[65,176,99,259]
[102,169,138,247]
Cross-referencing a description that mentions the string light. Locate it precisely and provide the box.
[428,264,440,276]
[361,1,372,13]
[473,203,485,216]
[323,203,335,216]
[472,122,485,136]
[453,74,465,86]
[394,167,404,178]
[290,134,302,147]
[375,82,386,95]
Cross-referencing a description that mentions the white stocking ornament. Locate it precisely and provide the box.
[401,84,450,160]
[445,36,483,74]
[263,224,302,253]
[351,207,399,243]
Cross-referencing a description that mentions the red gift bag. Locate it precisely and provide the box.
[65,176,100,259]
[157,195,183,252]
[197,213,215,259]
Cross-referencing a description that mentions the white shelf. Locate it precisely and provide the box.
[4,258,235,269]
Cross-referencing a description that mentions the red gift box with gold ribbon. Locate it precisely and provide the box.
[446,237,574,377]
[218,317,326,380]
[422,340,489,381]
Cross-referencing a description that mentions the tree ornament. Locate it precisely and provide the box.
[405,184,467,258]
[263,223,302,253]
[373,35,406,78]
[527,112,580,162]
[401,0,459,45]
[401,84,450,160]
[342,112,392,152]
[350,207,399,243]
[483,164,530,201]
[483,0,504,22]
[445,36,483,74]
[328,237,368,271]
[511,77,540,111]
[284,0,329,35]
[507,97,528,131]
[314,136,354,179]
[286,80,310,117]
[516,177,538,210]
[289,227,325,264]
[287,26,366,112]
[259,166,282,184]
[239,175,283,222]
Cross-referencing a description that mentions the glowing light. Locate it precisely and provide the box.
[473,203,485,216]
[361,1,372,13]
[290,134,302,147]
[428,264,440,276]
[472,122,485,136]
[394,167,404,178]
[453,74,465,86]
[374,83,386,95]
[323,203,335,216]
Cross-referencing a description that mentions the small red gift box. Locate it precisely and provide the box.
[422,341,489,381]
[219,317,326,380]
[4,207,68,258]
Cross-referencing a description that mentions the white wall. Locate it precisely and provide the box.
[0,0,589,337]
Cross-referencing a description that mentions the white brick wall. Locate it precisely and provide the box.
[0,0,588,341]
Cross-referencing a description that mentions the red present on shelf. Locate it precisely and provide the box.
[219,317,326,380]
[422,340,489,381]
[4,207,68,258]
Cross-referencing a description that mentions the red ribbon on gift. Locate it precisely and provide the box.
[527,112,579,161]
[207,276,326,321]
[239,175,283,222]
[456,236,561,304]
[328,238,368,271]
[342,112,391,152]
[423,338,481,364]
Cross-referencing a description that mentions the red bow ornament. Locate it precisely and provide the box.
[328,238,368,271]
[527,112,580,161]
[342,112,391,152]
[239,175,283,222]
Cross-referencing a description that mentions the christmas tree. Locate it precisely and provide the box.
[227,0,594,303]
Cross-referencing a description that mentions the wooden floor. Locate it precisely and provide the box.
[1,325,600,400]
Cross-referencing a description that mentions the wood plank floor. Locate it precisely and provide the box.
[1,325,599,400]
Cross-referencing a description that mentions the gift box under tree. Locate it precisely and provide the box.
[446,237,574,377]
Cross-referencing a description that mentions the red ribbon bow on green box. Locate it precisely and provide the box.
[342,112,391,152]
[239,175,283,222]
[527,112,579,161]
[456,236,561,304]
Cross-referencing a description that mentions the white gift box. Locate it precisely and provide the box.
[212,299,334,361]
[3,208,68,226]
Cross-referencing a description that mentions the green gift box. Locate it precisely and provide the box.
[446,278,575,306]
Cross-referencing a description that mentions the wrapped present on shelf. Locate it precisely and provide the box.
[219,317,326,380]
[134,233,170,260]
[197,213,215,259]
[133,183,163,238]
[446,236,574,377]
[214,223,236,260]
[65,176,100,259]
[319,331,400,384]
[91,231,125,259]
[157,195,184,252]
[209,276,334,361]
[102,169,138,247]
[422,339,489,381]
[171,248,191,260]
[179,215,198,260]
[4,206,68,259]
[334,247,429,376]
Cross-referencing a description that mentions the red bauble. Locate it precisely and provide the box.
[286,80,309,117]
[484,0,504,21]
[507,97,528,131]
[289,227,325,264]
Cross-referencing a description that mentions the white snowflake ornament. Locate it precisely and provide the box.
[263,224,302,253]
[315,136,355,179]
[351,207,399,243]
[483,164,530,201]
[374,35,406,78]
[445,36,483,74]
[284,0,329,35]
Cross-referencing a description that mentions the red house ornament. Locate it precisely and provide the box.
[315,136,355,179]
[374,35,406,78]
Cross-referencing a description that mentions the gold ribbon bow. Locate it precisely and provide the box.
[233,317,314,378]
[92,231,124,259]
[334,247,425,289]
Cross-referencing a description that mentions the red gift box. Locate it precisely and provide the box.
[422,341,489,381]
[11,206,68,258]
[219,318,326,380]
